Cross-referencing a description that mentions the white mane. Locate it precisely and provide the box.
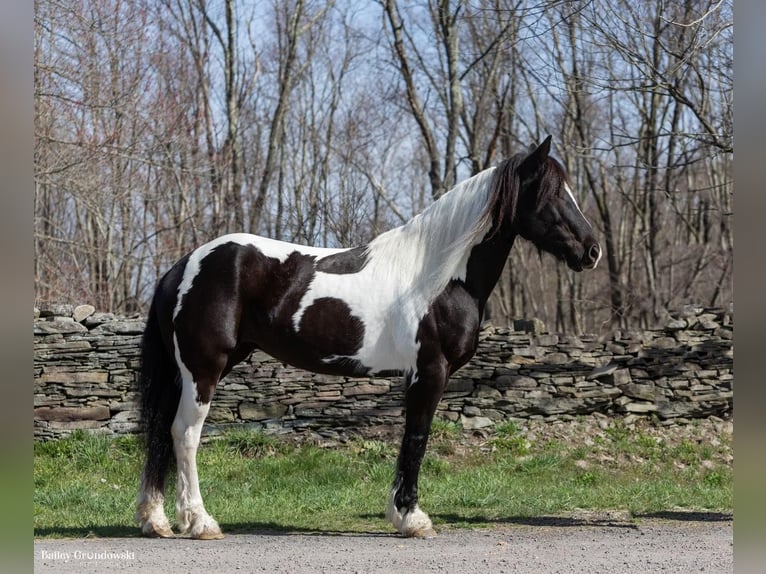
[365,166,498,300]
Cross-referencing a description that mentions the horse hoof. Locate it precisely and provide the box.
[411,527,437,539]
[194,528,224,540]
[143,523,175,538]
[393,505,435,538]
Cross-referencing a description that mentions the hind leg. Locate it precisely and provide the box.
[135,380,178,538]
[171,374,223,539]
[135,468,174,537]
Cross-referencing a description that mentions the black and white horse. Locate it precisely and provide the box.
[135,137,601,539]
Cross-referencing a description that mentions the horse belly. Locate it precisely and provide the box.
[247,330,371,378]
[246,298,410,378]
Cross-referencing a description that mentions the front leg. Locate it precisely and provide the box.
[386,284,480,537]
[387,364,447,538]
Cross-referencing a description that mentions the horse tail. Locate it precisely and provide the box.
[138,293,181,493]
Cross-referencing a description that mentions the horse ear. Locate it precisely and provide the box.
[520,135,552,176]
[529,135,552,161]
[539,135,552,156]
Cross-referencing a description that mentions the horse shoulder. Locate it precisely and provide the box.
[416,281,481,373]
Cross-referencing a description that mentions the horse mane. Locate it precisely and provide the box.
[475,151,567,241]
[363,166,496,300]
[473,152,525,242]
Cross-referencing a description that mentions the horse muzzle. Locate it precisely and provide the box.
[566,241,601,272]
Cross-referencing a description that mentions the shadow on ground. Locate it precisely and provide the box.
[34,521,392,539]
[34,510,732,539]
[633,510,732,522]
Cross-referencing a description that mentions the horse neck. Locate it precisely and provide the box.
[453,158,523,312]
[463,224,517,314]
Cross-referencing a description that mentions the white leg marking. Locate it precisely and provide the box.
[135,474,173,537]
[172,377,223,539]
[386,487,435,538]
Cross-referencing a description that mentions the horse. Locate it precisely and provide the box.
[134,136,601,540]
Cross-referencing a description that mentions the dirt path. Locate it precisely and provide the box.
[35,516,732,573]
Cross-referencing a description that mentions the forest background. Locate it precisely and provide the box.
[33,0,733,333]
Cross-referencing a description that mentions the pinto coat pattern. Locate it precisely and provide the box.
[135,137,601,539]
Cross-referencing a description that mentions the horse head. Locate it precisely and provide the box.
[512,136,601,272]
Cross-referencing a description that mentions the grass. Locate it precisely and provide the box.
[34,420,732,538]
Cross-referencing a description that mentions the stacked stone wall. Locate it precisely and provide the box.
[33,304,732,441]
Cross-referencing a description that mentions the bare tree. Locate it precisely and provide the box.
[34,0,732,332]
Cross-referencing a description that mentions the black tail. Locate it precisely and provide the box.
[138,296,181,494]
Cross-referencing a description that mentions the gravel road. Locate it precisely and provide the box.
[35,515,732,573]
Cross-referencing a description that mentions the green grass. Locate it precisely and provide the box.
[34,422,732,538]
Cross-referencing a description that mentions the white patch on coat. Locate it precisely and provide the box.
[563,183,601,267]
[135,478,173,537]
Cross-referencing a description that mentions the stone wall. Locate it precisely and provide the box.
[33,304,733,441]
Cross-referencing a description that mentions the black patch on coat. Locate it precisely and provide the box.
[315,246,369,274]
[172,243,271,402]
[298,297,365,357]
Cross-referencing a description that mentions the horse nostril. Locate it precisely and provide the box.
[588,243,601,265]
[586,243,601,267]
